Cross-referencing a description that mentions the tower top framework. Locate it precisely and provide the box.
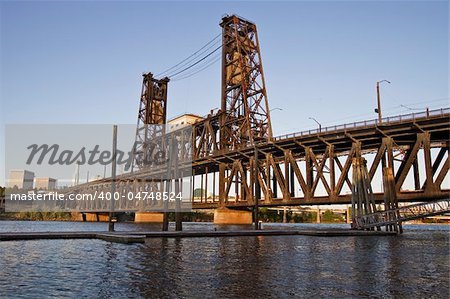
[220,14,272,150]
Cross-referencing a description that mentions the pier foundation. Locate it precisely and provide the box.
[84,213,110,222]
[134,212,164,223]
[213,208,253,225]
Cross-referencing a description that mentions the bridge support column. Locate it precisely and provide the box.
[85,212,109,222]
[71,212,85,221]
[213,208,253,225]
[346,206,351,224]
[383,167,403,233]
[135,212,164,223]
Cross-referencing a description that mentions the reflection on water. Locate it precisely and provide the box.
[0,222,448,298]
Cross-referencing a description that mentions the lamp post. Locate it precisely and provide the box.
[309,117,322,132]
[270,107,283,112]
[375,80,391,123]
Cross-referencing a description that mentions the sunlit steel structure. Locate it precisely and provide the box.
[63,15,450,232]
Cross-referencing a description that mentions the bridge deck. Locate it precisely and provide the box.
[65,108,450,183]
[40,108,450,211]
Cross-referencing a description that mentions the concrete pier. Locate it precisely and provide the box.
[71,212,112,222]
[84,213,110,222]
[134,212,164,223]
[213,208,253,224]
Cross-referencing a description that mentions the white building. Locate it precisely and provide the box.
[168,114,204,131]
[34,177,57,190]
[7,170,35,189]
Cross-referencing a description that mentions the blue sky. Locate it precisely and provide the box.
[0,0,448,185]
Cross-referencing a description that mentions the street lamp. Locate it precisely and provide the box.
[270,107,283,112]
[375,80,391,123]
[309,117,322,132]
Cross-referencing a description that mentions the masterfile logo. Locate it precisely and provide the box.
[5,124,193,212]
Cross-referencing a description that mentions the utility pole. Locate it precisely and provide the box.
[109,125,117,232]
[376,80,391,170]
[376,80,391,123]
[76,163,80,186]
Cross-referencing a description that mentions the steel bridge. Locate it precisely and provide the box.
[60,15,449,231]
[65,107,449,211]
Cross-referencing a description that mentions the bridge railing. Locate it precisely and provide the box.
[273,107,450,141]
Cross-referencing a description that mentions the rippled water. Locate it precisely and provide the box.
[0,221,448,298]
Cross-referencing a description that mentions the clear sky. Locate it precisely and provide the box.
[0,0,448,186]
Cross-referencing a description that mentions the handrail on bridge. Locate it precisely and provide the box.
[273,107,450,141]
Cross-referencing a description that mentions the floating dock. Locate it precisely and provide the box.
[0,229,397,244]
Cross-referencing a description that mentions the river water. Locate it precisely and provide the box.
[0,221,448,298]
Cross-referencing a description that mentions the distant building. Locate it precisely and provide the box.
[7,170,35,189]
[168,114,204,131]
[34,177,57,190]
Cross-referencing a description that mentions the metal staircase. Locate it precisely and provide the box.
[354,199,450,230]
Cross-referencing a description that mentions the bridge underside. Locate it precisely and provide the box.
[191,191,450,209]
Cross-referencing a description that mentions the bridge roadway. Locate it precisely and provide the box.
[64,108,449,211]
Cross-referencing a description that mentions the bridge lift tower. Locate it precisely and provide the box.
[219,15,273,150]
[133,73,169,170]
